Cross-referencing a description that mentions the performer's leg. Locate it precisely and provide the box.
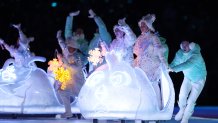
[175,77,192,121]
[181,79,205,123]
[59,90,73,118]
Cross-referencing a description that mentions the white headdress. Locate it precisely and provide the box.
[138,14,156,32]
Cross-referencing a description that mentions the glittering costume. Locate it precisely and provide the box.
[109,18,136,65]
[133,14,168,109]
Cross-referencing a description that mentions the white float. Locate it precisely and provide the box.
[78,51,175,120]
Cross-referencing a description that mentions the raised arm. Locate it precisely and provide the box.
[64,10,80,39]
[56,30,66,51]
[13,24,34,45]
[88,9,111,45]
[118,18,136,47]
[0,38,16,56]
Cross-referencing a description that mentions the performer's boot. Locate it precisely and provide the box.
[175,101,186,121]
[181,103,195,123]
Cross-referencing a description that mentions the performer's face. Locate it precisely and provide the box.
[68,46,76,53]
[114,28,124,38]
[140,22,149,33]
[181,41,190,53]
[75,28,83,35]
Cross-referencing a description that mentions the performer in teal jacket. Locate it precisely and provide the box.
[56,10,86,119]
[170,41,207,123]
[87,9,112,72]
[64,10,88,66]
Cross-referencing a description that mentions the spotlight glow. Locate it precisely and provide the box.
[51,2,57,8]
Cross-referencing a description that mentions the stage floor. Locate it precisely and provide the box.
[0,117,218,123]
[0,107,217,123]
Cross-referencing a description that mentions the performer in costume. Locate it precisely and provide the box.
[12,24,36,67]
[101,17,136,65]
[170,41,207,123]
[133,14,168,109]
[55,10,86,118]
[88,9,112,72]
[64,10,88,64]
[53,53,82,119]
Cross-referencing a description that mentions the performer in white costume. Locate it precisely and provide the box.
[170,41,207,123]
[0,38,45,68]
[12,24,34,56]
[102,17,136,65]
[0,39,25,68]
[12,24,37,67]
[133,14,168,109]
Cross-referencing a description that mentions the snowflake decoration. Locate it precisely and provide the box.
[88,48,103,66]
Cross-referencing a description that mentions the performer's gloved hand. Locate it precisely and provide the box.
[69,10,80,17]
[12,23,21,29]
[0,38,4,44]
[88,9,96,18]
[118,17,127,26]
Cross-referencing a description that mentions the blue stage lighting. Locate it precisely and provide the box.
[51,2,57,8]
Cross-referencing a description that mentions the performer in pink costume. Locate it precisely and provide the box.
[133,14,168,109]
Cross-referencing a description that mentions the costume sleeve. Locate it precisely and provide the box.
[153,36,168,67]
[94,16,112,46]
[159,37,169,61]
[16,27,28,43]
[64,16,73,39]
[163,44,169,62]
[4,44,16,57]
[57,34,66,51]
[170,50,182,68]
[171,54,199,72]
[123,24,136,47]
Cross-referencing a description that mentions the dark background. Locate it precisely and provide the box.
[0,0,217,106]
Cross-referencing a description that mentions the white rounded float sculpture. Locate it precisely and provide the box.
[78,51,175,120]
[0,57,79,114]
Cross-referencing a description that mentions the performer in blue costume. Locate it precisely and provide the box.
[88,9,112,72]
[64,10,88,66]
